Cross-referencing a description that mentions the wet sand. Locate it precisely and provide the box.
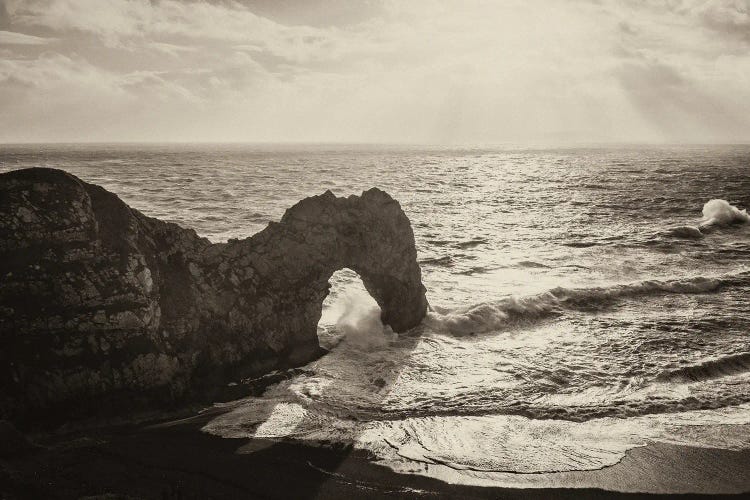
[1,414,749,500]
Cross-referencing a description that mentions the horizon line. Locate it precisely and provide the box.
[2,140,750,148]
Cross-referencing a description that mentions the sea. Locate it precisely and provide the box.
[2,143,750,486]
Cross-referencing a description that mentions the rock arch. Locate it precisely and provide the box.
[240,187,428,337]
[0,168,428,426]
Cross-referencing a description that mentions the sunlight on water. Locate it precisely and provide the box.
[3,143,750,483]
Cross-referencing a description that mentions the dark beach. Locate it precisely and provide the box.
[2,409,749,499]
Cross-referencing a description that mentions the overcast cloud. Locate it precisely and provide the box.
[1,0,749,143]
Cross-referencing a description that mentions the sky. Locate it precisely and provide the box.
[0,0,749,144]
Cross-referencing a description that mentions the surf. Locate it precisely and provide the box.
[656,352,750,383]
[701,199,750,228]
[425,270,750,335]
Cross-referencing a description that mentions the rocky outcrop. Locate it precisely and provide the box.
[0,168,428,427]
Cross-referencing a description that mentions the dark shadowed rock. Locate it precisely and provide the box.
[0,420,33,457]
[0,168,428,427]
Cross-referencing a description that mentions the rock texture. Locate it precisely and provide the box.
[0,168,427,427]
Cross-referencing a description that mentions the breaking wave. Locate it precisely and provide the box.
[426,270,749,335]
[701,199,750,228]
[319,285,395,350]
[661,225,704,240]
[656,352,750,383]
[661,199,748,239]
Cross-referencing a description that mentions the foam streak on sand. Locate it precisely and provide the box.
[355,404,750,475]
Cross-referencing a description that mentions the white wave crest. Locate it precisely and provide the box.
[701,199,750,228]
[320,286,395,349]
[425,271,748,335]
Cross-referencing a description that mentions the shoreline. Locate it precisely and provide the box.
[2,412,749,499]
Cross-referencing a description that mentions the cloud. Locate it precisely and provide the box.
[0,52,100,89]
[231,0,385,27]
[698,1,750,44]
[0,29,55,44]
[0,1,10,30]
[11,0,342,59]
[149,41,196,57]
[0,0,749,143]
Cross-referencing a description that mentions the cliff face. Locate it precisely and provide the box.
[0,168,428,426]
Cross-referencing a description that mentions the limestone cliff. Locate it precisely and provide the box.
[0,168,428,427]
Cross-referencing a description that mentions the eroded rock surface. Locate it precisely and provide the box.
[0,168,427,426]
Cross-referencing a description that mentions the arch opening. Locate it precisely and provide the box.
[316,268,395,350]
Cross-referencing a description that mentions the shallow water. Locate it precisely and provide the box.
[3,143,750,483]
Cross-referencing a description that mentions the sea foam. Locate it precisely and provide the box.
[662,199,749,239]
[319,282,396,350]
[425,271,749,335]
[701,199,750,228]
